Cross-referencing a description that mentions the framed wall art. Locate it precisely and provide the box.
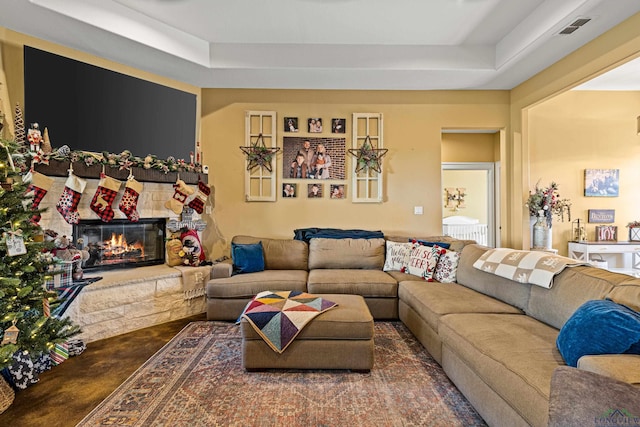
[584,169,619,197]
[282,136,346,180]
[595,225,618,242]
[331,118,346,133]
[307,183,323,198]
[284,117,299,132]
[282,183,297,198]
[308,118,323,133]
[330,184,346,199]
[588,209,615,223]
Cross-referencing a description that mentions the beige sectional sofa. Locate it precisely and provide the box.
[206,235,640,427]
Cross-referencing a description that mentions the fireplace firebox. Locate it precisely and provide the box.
[73,218,166,272]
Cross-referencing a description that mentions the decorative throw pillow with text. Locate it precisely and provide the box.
[383,241,415,272]
[406,244,444,280]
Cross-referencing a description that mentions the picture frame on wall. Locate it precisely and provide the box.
[308,183,323,198]
[283,136,346,180]
[584,169,619,197]
[331,118,346,133]
[282,183,297,198]
[284,117,299,132]
[308,118,323,133]
[330,184,346,199]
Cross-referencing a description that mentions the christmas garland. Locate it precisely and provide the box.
[26,146,204,174]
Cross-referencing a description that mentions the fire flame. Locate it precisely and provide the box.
[102,233,145,258]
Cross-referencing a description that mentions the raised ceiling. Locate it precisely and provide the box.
[1,0,640,90]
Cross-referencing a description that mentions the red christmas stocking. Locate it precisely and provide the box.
[119,178,143,222]
[187,179,211,214]
[26,171,55,224]
[56,173,87,224]
[90,173,122,222]
[165,179,194,215]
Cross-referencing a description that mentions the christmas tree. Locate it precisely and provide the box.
[0,137,80,370]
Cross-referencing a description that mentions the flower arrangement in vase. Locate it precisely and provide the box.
[526,181,571,227]
[627,221,640,242]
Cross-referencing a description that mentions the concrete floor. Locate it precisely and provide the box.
[0,313,207,427]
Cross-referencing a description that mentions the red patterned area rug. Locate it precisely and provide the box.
[77,321,487,427]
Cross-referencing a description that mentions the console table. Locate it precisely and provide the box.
[567,241,640,275]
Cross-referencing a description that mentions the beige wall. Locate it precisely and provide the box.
[510,12,640,250]
[442,133,497,163]
[201,90,509,258]
[529,90,640,254]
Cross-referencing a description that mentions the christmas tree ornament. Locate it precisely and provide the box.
[43,298,50,318]
[56,168,87,224]
[25,171,55,224]
[187,177,211,214]
[90,171,122,222]
[27,123,42,152]
[164,179,194,215]
[13,103,25,149]
[4,228,26,257]
[1,321,19,345]
[118,172,143,222]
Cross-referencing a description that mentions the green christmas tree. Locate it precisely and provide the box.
[0,137,80,370]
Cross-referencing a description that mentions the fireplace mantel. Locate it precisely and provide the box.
[35,159,207,184]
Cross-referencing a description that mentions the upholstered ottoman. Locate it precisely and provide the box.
[241,293,374,371]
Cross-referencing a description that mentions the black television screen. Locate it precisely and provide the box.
[24,46,197,160]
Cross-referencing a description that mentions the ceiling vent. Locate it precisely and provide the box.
[559,17,591,35]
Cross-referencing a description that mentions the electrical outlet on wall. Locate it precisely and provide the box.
[414,206,423,215]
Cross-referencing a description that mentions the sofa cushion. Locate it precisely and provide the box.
[577,354,640,386]
[398,281,523,332]
[526,266,626,329]
[308,238,385,270]
[385,235,472,253]
[206,270,308,299]
[232,236,308,270]
[307,269,397,297]
[383,241,413,272]
[456,244,531,311]
[608,280,640,312]
[231,242,265,274]
[556,299,640,367]
[439,313,563,427]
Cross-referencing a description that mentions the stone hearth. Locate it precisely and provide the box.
[62,265,207,343]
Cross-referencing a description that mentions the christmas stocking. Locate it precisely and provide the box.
[56,173,87,224]
[187,178,211,214]
[165,179,194,215]
[26,171,55,224]
[90,173,122,222]
[119,178,143,222]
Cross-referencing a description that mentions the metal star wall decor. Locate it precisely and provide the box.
[348,135,388,173]
[239,133,280,172]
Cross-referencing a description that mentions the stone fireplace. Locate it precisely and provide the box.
[32,168,210,342]
[73,218,167,272]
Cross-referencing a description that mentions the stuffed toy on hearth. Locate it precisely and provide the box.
[165,235,184,267]
[52,235,90,265]
[180,229,205,266]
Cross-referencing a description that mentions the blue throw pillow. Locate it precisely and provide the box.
[231,242,265,274]
[556,299,640,367]
[408,239,451,250]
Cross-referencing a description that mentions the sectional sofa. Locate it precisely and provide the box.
[205,234,640,427]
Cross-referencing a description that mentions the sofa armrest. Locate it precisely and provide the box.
[548,366,640,427]
[578,354,640,386]
[211,260,233,279]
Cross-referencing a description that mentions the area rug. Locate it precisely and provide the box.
[77,321,487,427]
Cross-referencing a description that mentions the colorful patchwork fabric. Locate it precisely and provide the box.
[241,290,338,353]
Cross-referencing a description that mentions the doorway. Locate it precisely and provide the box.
[441,129,503,248]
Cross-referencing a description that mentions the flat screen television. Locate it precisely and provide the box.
[24,46,197,160]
